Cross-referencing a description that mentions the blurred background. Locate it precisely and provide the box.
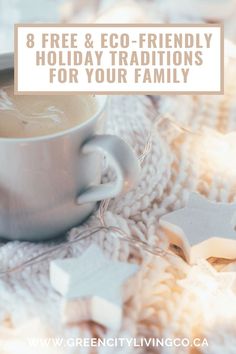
[1,0,236,54]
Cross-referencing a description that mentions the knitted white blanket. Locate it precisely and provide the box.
[1,61,236,354]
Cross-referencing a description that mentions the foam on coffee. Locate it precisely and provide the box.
[0,80,97,138]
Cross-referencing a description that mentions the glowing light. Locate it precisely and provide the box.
[0,319,61,354]
[96,1,149,23]
[178,260,236,327]
[197,129,236,177]
[225,39,236,64]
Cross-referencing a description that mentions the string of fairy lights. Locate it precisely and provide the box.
[0,109,170,277]
[1,37,236,278]
[1,103,236,277]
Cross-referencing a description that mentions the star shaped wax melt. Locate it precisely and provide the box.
[159,193,236,264]
[50,244,139,330]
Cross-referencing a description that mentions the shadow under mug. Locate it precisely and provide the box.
[0,53,140,241]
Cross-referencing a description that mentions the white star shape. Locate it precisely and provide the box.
[50,244,139,330]
[160,193,236,264]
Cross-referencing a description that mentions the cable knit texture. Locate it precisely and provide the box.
[1,44,236,354]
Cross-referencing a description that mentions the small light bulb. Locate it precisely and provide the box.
[199,130,236,176]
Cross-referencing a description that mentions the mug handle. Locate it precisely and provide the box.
[77,134,140,204]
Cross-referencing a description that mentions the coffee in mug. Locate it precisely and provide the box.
[0,79,97,138]
[0,54,140,241]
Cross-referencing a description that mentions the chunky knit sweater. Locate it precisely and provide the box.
[0,57,236,353]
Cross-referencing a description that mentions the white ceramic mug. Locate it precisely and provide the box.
[0,53,140,241]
